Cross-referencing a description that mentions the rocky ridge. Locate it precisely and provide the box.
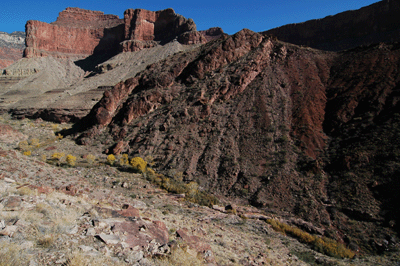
[75,29,400,255]
[263,0,400,51]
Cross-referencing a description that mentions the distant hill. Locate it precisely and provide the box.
[0,31,25,69]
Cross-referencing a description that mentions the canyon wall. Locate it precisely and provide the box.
[23,7,223,58]
[24,8,124,58]
[264,0,400,51]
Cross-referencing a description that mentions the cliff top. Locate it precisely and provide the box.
[51,7,123,29]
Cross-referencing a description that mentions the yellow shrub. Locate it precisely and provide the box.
[18,140,29,151]
[119,154,129,166]
[266,219,355,259]
[87,154,96,164]
[145,167,156,178]
[130,157,147,172]
[51,124,60,132]
[52,152,65,160]
[186,181,199,197]
[29,138,40,147]
[66,154,77,166]
[106,154,116,165]
[23,150,31,156]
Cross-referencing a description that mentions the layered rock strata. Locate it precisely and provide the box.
[76,30,400,253]
[24,8,124,58]
[23,7,223,58]
[264,0,400,51]
[0,32,25,69]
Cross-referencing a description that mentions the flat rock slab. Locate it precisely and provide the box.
[97,234,120,245]
[1,196,22,211]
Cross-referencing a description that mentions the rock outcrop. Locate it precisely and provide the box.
[264,0,400,51]
[0,32,25,69]
[24,8,124,58]
[23,7,221,58]
[2,7,222,121]
[76,29,400,254]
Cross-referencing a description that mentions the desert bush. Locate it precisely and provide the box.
[0,242,28,266]
[17,186,36,196]
[23,150,31,156]
[186,181,199,197]
[106,154,116,165]
[144,169,218,207]
[51,152,65,161]
[144,155,155,166]
[18,140,29,151]
[86,154,96,164]
[167,169,184,182]
[66,154,77,166]
[155,245,204,266]
[119,153,129,166]
[266,219,355,259]
[37,234,55,248]
[29,138,40,147]
[130,156,147,172]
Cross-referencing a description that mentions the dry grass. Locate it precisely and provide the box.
[154,246,205,266]
[66,250,126,266]
[266,219,355,259]
[0,242,28,266]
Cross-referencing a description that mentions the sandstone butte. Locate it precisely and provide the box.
[23,7,225,59]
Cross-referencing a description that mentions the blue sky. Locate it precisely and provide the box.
[1,0,379,34]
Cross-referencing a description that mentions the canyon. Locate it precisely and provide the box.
[0,1,400,261]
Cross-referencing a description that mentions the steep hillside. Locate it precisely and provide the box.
[264,0,400,51]
[74,30,400,255]
[1,2,400,259]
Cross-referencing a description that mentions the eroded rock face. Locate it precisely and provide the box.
[23,7,213,58]
[264,0,400,51]
[77,29,400,253]
[24,8,124,58]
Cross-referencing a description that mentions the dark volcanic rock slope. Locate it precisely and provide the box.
[77,29,400,253]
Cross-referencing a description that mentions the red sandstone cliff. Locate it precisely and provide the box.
[24,8,124,58]
[24,7,224,58]
[264,0,400,51]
